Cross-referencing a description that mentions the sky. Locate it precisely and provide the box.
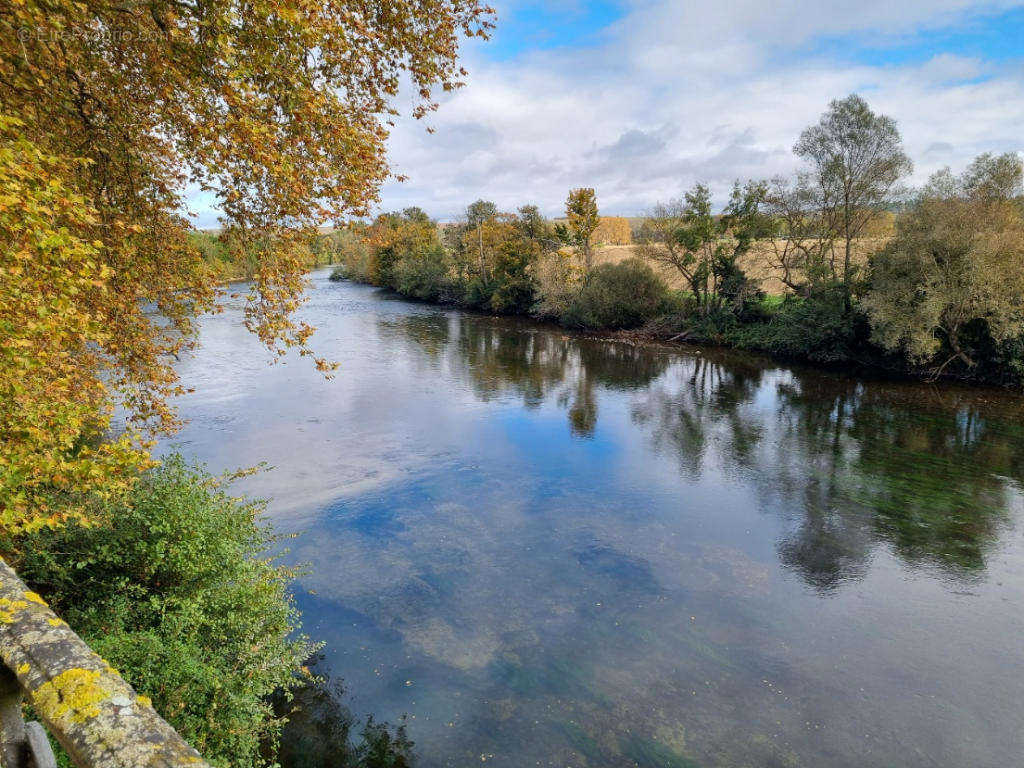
[190,0,1024,225]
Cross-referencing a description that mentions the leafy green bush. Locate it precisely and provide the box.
[7,456,315,768]
[488,241,538,314]
[489,275,535,313]
[728,287,859,363]
[392,247,457,302]
[565,258,672,329]
[462,276,494,309]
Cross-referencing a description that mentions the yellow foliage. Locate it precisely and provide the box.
[0,123,153,533]
[0,0,494,533]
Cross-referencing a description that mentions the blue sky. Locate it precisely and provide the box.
[190,1,1024,226]
[811,6,1024,66]
[489,3,1024,66]
[482,1,628,60]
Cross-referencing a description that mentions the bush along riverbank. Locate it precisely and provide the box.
[330,100,1024,388]
[1,457,415,768]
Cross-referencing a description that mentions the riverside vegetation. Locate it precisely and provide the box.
[330,96,1024,387]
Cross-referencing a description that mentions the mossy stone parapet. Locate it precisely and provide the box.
[0,558,211,767]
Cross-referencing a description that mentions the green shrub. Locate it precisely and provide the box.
[488,243,538,314]
[6,456,315,768]
[728,287,859,363]
[565,258,672,329]
[462,276,494,309]
[489,276,535,313]
[392,248,456,301]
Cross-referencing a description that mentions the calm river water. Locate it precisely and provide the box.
[162,267,1024,768]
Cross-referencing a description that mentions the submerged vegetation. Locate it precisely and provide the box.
[331,95,1024,387]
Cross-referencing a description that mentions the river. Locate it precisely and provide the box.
[162,267,1024,768]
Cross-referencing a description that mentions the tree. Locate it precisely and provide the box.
[794,94,912,299]
[364,209,444,290]
[564,188,600,270]
[0,0,494,532]
[862,153,1024,375]
[464,199,499,279]
[640,181,767,315]
[516,204,556,246]
[490,209,550,313]
[466,200,499,227]
[962,152,1024,200]
[762,174,840,293]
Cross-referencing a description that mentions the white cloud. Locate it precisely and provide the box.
[374,0,1024,219]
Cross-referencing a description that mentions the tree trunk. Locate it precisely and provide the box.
[478,224,485,280]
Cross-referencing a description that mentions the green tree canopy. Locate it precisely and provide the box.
[863,153,1024,373]
[794,94,912,295]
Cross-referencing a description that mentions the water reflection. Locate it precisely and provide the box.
[380,315,671,437]
[167,274,1024,768]
[390,310,1023,589]
[274,656,414,768]
[773,378,1020,585]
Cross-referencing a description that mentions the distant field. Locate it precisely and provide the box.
[564,211,896,294]
[592,239,890,295]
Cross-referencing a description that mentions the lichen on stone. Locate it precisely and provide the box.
[33,668,112,725]
[0,597,28,623]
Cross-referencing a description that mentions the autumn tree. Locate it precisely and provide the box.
[0,0,494,532]
[794,94,912,300]
[563,188,600,270]
[363,208,443,289]
[863,153,1024,375]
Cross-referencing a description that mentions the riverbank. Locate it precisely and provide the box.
[330,267,1024,390]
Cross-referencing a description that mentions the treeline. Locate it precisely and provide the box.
[331,95,1024,386]
[190,228,357,281]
